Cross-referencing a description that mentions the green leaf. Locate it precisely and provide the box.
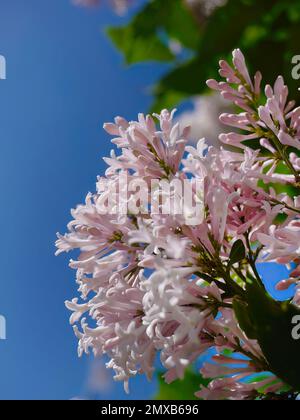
[243,283,300,391]
[151,55,217,111]
[152,0,274,108]
[229,240,246,266]
[107,0,300,109]
[195,272,216,284]
[107,26,174,64]
[155,370,209,400]
[153,0,300,109]
[162,0,202,50]
[151,90,187,114]
[233,297,257,340]
[107,0,200,65]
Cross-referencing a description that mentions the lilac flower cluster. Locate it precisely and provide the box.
[57,50,300,400]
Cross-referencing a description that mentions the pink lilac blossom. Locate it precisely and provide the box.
[207,49,300,175]
[57,50,300,400]
[142,269,222,383]
[207,48,300,308]
[197,375,284,401]
[197,309,284,400]
[103,110,188,179]
[258,221,300,305]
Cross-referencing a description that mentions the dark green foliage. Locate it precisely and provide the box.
[229,240,246,266]
[107,0,200,65]
[234,282,300,391]
[108,0,300,111]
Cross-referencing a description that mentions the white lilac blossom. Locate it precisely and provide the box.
[177,94,232,147]
[57,51,300,400]
[141,269,222,383]
[69,273,155,393]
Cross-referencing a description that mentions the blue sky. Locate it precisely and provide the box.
[0,0,294,401]
[0,0,167,400]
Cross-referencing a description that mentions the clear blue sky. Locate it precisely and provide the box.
[0,0,293,401]
[0,0,167,400]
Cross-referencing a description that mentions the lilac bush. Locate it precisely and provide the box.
[56,50,300,400]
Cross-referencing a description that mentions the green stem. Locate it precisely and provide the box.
[270,198,300,215]
[245,233,265,289]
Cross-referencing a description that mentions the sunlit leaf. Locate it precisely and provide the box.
[107,0,200,65]
[107,26,174,64]
[155,370,209,400]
